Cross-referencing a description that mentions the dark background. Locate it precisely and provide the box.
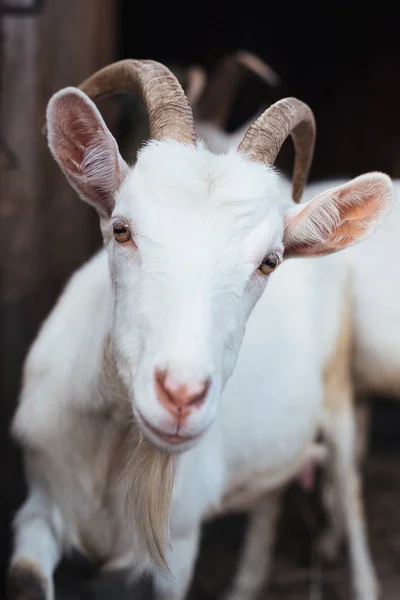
[1,1,400,596]
[119,2,400,180]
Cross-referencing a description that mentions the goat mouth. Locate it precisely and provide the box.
[138,412,202,446]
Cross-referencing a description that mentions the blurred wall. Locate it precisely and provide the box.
[118,2,400,181]
[0,0,115,591]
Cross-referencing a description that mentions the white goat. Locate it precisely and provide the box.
[302,179,400,464]
[195,59,400,597]
[8,59,393,600]
[302,179,400,399]
[194,58,400,423]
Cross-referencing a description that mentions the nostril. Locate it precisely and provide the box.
[154,369,210,414]
[188,379,210,407]
[155,369,167,389]
[154,369,174,407]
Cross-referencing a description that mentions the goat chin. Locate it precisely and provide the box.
[117,422,177,572]
[102,339,177,572]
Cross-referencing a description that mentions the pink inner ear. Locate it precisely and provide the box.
[63,121,96,175]
[48,90,128,217]
[336,191,381,225]
[52,94,105,174]
[283,174,392,258]
[327,186,386,248]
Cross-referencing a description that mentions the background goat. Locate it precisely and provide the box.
[194,54,400,454]
[117,50,281,164]
[194,53,400,450]
[189,50,400,597]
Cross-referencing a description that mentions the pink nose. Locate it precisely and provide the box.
[154,369,210,419]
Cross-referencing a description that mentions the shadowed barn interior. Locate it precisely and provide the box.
[1,1,400,598]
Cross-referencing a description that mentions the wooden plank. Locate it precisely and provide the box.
[0,0,115,588]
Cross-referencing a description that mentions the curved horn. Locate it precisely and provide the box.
[238,97,316,203]
[183,66,208,106]
[197,50,281,128]
[78,59,196,145]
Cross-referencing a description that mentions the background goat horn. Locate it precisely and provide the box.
[238,97,316,203]
[183,66,208,106]
[78,59,196,145]
[196,50,281,128]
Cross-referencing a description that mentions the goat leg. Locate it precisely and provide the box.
[8,490,62,600]
[223,490,282,600]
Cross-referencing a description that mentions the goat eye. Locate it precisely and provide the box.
[113,224,131,243]
[259,253,280,275]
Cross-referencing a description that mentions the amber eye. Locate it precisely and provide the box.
[258,253,280,275]
[113,223,131,243]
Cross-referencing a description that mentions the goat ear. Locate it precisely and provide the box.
[283,173,393,258]
[46,87,129,218]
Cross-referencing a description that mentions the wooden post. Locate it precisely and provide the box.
[0,0,115,588]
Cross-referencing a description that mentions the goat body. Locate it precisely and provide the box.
[10,194,380,600]
[198,83,400,405]
[306,180,400,399]
[12,235,353,598]
[8,59,392,600]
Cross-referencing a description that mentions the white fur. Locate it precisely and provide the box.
[193,111,395,599]
[195,114,261,156]
[8,86,391,600]
[200,109,400,402]
[283,177,400,401]
[303,179,400,398]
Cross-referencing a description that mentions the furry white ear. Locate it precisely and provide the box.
[283,172,394,258]
[46,87,129,218]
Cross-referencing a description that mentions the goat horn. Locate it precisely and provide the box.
[238,97,316,203]
[184,66,208,106]
[196,50,281,128]
[78,59,196,145]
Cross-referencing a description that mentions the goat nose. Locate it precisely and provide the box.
[154,369,210,417]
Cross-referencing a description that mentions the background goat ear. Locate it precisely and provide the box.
[283,172,394,259]
[46,87,128,218]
